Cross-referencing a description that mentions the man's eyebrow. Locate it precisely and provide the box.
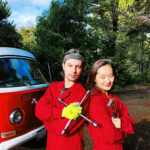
[66,62,72,65]
[76,64,82,66]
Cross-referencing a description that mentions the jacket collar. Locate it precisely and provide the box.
[57,81,81,100]
[91,87,114,98]
[91,88,114,117]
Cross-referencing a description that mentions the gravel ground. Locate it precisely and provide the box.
[12,89,150,150]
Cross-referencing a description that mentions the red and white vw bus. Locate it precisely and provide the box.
[0,47,49,150]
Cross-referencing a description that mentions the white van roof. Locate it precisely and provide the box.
[0,47,36,60]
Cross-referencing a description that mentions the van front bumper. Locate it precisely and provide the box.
[0,125,46,150]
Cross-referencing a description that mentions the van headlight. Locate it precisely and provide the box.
[9,109,23,124]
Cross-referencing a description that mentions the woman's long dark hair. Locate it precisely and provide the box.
[86,59,114,90]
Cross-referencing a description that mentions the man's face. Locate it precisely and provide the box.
[62,59,83,83]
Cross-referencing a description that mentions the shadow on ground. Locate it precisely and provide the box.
[24,136,46,149]
[123,119,150,150]
[83,119,150,150]
[11,137,47,150]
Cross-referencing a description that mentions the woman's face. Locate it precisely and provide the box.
[94,64,114,93]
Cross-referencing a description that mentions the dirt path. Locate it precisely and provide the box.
[118,89,150,122]
[117,89,150,150]
[12,89,150,150]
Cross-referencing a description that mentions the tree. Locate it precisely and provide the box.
[90,0,120,57]
[35,0,99,82]
[118,0,147,11]
[125,1,150,74]
[34,0,149,86]
[90,0,138,87]
[20,23,36,52]
[0,0,22,47]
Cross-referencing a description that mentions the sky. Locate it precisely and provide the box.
[4,0,52,29]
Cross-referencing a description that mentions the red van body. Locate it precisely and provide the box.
[0,47,48,150]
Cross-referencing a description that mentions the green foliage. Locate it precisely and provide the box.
[20,24,36,51]
[0,0,10,20]
[118,0,147,11]
[118,0,135,11]
[124,0,150,74]
[130,69,150,84]
[0,0,22,47]
[89,0,149,88]
[143,69,150,83]
[32,0,150,87]
[3,0,146,88]
[90,0,120,57]
[34,0,100,81]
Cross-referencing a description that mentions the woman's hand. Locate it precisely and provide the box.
[112,117,121,129]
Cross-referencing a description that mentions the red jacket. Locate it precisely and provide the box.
[88,88,135,150]
[35,81,89,150]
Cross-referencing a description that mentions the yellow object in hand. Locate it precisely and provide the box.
[62,102,82,120]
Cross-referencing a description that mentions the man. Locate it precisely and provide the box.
[35,49,89,150]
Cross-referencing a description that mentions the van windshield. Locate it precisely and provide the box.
[0,58,47,88]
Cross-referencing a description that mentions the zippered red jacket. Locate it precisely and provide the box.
[35,81,89,150]
[88,88,135,150]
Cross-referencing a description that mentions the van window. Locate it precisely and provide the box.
[0,58,47,87]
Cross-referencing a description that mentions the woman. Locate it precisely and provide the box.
[86,59,135,150]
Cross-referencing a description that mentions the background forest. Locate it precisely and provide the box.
[0,0,150,89]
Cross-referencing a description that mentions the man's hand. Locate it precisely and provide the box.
[62,102,82,120]
[112,117,121,129]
